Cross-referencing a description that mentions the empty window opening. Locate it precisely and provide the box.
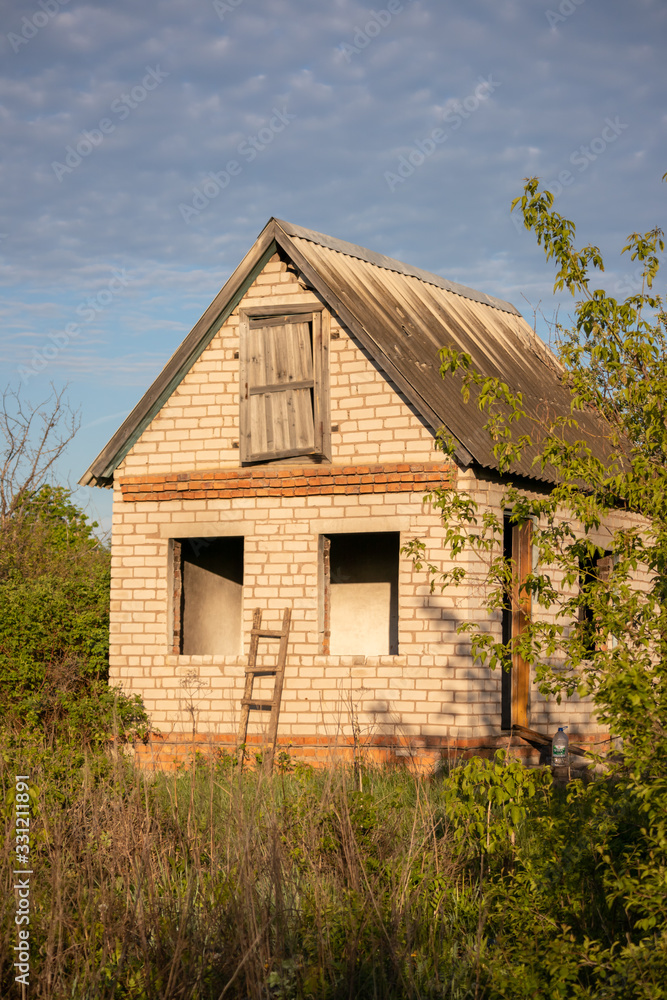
[322,532,399,655]
[579,548,614,656]
[173,537,243,655]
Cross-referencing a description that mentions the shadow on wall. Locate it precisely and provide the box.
[155,588,518,763]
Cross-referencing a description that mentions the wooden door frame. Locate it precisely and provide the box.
[511,519,532,728]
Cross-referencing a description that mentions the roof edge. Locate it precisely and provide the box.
[273,219,521,317]
[271,225,477,470]
[80,216,527,488]
[79,220,281,487]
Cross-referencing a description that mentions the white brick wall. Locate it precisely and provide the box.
[108,253,609,754]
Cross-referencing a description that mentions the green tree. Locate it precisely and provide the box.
[416,175,667,770]
[0,384,78,562]
[0,485,148,746]
[0,387,148,745]
[1,482,107,582]
[408,177,667,993]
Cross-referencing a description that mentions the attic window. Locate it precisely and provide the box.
[239,306,330,463]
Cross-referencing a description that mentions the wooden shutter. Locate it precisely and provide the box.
[241,310,328,462]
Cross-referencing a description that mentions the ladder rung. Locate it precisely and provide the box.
[241,698,275,709]
[252,629,285,639]
[245,666,278,675]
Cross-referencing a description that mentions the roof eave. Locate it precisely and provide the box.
[79,216,533,488]
[273,219,520,316]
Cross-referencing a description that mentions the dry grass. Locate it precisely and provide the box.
[4,737,665,998]
[1,746,479,1000]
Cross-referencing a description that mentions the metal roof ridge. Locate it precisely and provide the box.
[273,218,521,317]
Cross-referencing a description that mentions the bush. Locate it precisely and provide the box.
[0,484,149,746]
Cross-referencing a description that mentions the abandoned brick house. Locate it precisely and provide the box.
[81,217,612,767]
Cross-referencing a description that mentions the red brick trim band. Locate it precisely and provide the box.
[119,462,455,502]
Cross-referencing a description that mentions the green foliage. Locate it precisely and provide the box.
[3,749,666,999]
[0,482,105,582]
[443,749,552,858]
[402,175,667,997]
[475,770,667,998]
[0,483,149,746]
[420,175,667,769]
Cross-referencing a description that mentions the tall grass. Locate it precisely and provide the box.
[1,746,481,999]
[3,741,666,999]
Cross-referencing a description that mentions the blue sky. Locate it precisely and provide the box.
[1,0,665,532]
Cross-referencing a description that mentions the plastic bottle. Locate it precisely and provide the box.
[552,727,569,766]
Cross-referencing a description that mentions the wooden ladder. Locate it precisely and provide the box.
[237,607,291,771]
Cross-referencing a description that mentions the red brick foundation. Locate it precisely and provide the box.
[128,730,606,772]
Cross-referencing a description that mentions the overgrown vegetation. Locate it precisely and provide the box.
[3,746,667,998]
[0,385,148,748]
[0,482,148,748]
[403,175,667,993]
[417,176,667,767]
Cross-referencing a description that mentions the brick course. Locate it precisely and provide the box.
[119,462,455,502]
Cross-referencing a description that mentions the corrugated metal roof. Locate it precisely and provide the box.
[80,217,606,487]
[278,225,605,483]
[274,219,521,315]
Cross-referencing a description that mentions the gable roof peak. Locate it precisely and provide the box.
[80,216,578,488]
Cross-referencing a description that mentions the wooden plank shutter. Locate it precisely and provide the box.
[172,539,183,655]
[241,313,320,462]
